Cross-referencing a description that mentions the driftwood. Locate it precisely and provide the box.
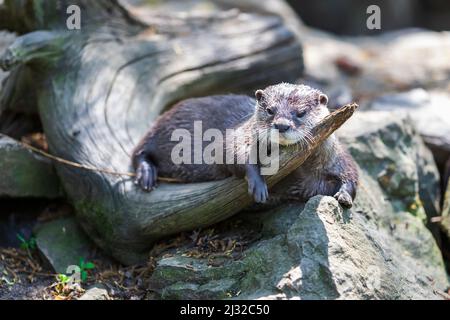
[0,0,356,264]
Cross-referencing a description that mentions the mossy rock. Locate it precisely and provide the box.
[0,134,62,199]
[34,217,93,274]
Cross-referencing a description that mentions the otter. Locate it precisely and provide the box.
[132,83,358,207]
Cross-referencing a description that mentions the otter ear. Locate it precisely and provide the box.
[255,89,264,102]
[319,94,328,106]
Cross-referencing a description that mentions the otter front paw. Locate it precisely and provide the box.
[248,178,269,203]
[135,161,157,191]
[334,190,353,208]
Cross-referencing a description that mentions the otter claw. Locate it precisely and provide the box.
[334,190,353,208]
[136,161,157,192]
[248,179,269,203]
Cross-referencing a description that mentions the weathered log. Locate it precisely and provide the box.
[0,64,40,115]
[0,0,141,34]
[0,0,354,265]
[124,0,305,40]
[215,0,305,38]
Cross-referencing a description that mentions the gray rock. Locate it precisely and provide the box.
[148,111,448,300]
[0,134,62,199]
[339,110,441,221]
[326,84,354,110]
[78,285,109,300]
[34,217,93,274]
[150,196,447,300]
[368,89,450,166]
[442,182,450,240]
[301,29,450,97]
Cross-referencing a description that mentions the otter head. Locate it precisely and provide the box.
[255,83,329,146]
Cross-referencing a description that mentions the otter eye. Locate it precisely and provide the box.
[296,111,306,118]
[266,108,274,115]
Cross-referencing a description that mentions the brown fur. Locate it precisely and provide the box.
[132,83,359,206]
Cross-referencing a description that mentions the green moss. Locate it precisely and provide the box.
[73,200,117,239]
[0,137,61,198]
[34,217,92,274]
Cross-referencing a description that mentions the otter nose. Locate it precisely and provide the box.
[274,123,290,133]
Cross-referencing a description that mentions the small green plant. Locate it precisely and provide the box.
[52,273,84,300]
[16,233,36,251]
[57,273,72,285]
[1,274,15,286]
[78,258,95,282]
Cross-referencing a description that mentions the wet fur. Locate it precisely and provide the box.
[132,95,255,182]
[132,83,358,206]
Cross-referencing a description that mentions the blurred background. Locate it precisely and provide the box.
[122,0,450,34]
[288,0,450,34]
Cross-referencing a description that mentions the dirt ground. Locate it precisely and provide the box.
[0,200,261,300]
